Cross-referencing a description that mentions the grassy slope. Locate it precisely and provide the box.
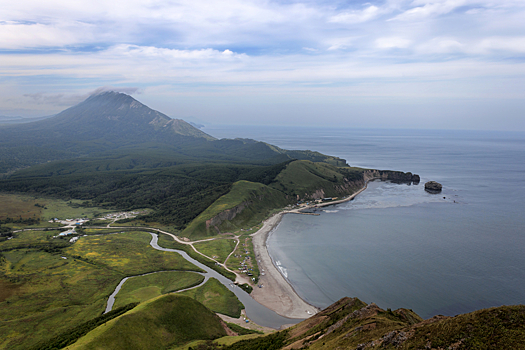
[112,271,205,309]
[179,277,245,318]
[0,230,202,350]
[193,238,237,264]
[400,305,525,350]
[182,181,289,239]
[269,160,363,199]
[220,297,525,350]
[68,294,227,350]
[182,161,365,239]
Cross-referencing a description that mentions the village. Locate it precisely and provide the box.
[49,211,142,236]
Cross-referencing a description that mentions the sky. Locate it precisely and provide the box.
[1,0,524,130]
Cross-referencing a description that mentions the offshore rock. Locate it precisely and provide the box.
[425,181,442,193]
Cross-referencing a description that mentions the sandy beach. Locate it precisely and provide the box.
[250,182,370,319]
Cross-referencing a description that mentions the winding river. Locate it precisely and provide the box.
[105,232,302,329]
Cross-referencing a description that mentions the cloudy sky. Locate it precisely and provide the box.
[1,0,524,130]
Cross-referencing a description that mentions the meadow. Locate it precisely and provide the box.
[157,233,237,281]
[193,238,237,264]
[112,271,205,309]
[0,230,203,350]
[0,193,113,222]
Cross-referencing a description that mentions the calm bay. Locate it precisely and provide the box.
[204,126,525,319]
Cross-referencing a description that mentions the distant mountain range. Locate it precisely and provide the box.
[0,115,55,124]
[0,91,345,174]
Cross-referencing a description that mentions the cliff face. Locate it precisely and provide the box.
[205,201,251,234]
[364,169,420,184]
[300,169,420,201]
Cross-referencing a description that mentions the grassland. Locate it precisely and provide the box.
[193,238,237,264]
[0,194,43,220]
[157,233,237,281]
[0,230,203,350]
[0,193,114,231]
[68,294,228,350]
[112,271,205,309]
[179,278,245,318]
[65,231,201,275]
[114,219,182,234]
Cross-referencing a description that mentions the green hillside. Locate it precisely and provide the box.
[182,180,289,238]
[179,278,245,318]
[68,295,228,350]
[269,160,365,199]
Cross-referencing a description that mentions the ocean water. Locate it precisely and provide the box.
[203,126,525,319]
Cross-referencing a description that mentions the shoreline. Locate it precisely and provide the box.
[249,180,372,319]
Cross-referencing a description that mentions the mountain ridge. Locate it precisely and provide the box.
[0,91,346,174]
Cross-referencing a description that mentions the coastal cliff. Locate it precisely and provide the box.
[184,161,421,238]
[364,169,420,184]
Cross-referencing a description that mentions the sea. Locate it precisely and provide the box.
[203,125,525,319]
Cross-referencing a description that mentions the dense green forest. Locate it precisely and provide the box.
[0,160,293,228]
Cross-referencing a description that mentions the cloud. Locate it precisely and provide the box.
[416,37,464,54]
[23,92,89,106]
[326,37,360,51]
[0,20,94,49]
[106,45,246,61]
[1,0,525,128]
[477,36,525,53]
[22,87,140,106]
[328,5,381,24]
[90,86,141,95]
[391,0,469,21]
[375,37,412,49]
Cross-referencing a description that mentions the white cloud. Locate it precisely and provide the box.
[329,5,381,24]
[375,37,412,49]
[326,37,360,51]
[392,1,463,21]
[106,45,246,61]
[0,21,94,49]
[417,37,464,54]
[477,36,525,53]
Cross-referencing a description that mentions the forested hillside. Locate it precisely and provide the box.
[0,91,354,230]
